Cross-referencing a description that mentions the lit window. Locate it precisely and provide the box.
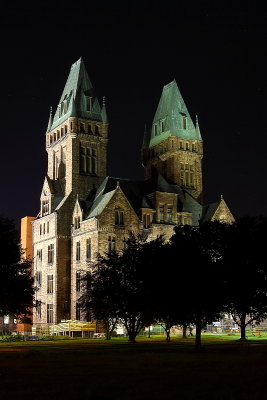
[47,275,54,294]
[76,242,81,261]
[115,209,124,225]
[47,304,53,324]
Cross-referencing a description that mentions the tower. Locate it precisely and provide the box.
[32,58,108,327]
[142,80,203,203]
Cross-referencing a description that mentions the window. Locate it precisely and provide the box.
[47,221,49,233]
[160,119,165,132]
[40,224,42,235]
[42,200,49,216]
[186,142,190,150]
[37,249,42,261]
[115,209,124,225]
[108,236,116,254]
[80,146,97,174]
[43,223,46,234]
[167,206,173,223]
[71,121,73,131]
[88,124,93,134]
[80,123,85,133]
[64,125,67,134]
[58,105,61,118]
[48,244,54,264]
[76,272,81,292]
[179,141,184,150]
[182,115,187,129]
[76,241,81,261]
[36,301,41,318]
[47,304,53,324]
[123,238,128,251]
[86,238,91,260]
[143,214,151,228]
[47,275,54,294]
[74,217,80,229]
[95,125,100,135]
[180,164,195,187]
[153,124,158,136]
[76,302,81,320]
[36,271,42,286]
[63,101,67,114]
[192,143,196,152]
[86,97,92,112]
[159,205,164,222]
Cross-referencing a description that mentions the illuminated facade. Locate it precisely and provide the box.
[29,58,234,327]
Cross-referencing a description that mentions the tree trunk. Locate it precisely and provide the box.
[182,324,187,338]
[195,321,202,350]
[239,312,247,341]
[128,331,137,343]
[166,329,171,342]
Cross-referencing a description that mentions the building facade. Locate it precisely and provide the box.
[29,58,234,328]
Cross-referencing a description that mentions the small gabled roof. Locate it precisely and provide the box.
[202,202,220,223]
[144,80,202,148]
[48,58,106,131]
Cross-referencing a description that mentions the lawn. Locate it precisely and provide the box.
[0,334,266,400]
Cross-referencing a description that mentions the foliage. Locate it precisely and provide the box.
[221,216,267,339]
[0,215,34,319]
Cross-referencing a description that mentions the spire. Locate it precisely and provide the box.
[101,96,108,123]
[147,80,202,148]
[195,115,201,140]
[46,107,53,132]
[50,58,103,130]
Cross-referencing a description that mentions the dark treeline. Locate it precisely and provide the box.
[80,217,267,349]
[0,215,34,324]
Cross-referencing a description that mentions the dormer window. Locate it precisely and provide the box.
[160,119,165,133]
[153,124,158,136]
[86,97,92,112]
[74,217,80,229]
[42,200,49,216]
[58,104,62,118]
[182,115,187,129]
[63,101,68,114]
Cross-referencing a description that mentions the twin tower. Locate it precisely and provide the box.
[29,58,233,328]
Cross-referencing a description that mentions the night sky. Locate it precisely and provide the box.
[1,1,267,228]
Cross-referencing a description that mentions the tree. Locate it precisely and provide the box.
[0,215,34,321]
[79,252,121,340]
[80,235,164,342]
[169,222,226,350]
[222,217,267,340]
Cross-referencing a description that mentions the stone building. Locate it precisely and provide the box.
[29,58,234,327]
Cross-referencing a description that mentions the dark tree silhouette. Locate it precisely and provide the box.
[0,215,34,319]
[170,222,226,350]
[80,235,164,342]
[222,217,267,340]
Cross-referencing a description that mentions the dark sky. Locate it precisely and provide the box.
[1,0,267,228]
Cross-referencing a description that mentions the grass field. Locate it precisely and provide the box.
[0,334,267,399]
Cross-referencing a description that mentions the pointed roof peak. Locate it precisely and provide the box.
[145,80,202,147]
[50,58,104,130]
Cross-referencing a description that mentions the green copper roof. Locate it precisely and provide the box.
[49,58,106,131]
[145,80,202,148]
